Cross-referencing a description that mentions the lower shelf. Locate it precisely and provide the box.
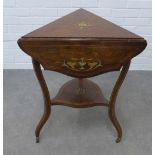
[51,78,109,108]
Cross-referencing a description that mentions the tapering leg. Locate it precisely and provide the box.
[109,61,130,143]
[32,59,51,143]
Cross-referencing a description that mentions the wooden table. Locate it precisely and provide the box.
[18,9,147,143]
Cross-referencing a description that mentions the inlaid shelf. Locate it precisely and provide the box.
[51,78,109,108]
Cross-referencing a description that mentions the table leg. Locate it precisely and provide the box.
[32,59,51,143]
[108,61,130,143]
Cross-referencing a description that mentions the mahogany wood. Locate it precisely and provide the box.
[18,39,146,78]
[23,9,143,39]
[18,9,146,78]
[109,61,131,143]
[17,9,147,143]
[32,59,51,143]
[51,78,109,108]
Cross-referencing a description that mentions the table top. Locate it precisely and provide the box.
[23,9,143,40]
[18,8,147,78]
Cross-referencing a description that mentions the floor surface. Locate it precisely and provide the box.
[4,70,152,155]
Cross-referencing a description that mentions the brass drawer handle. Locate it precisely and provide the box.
[62,57,103,71]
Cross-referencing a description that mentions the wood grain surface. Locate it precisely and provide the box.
[17,9,147,143]
[23,9,143,39]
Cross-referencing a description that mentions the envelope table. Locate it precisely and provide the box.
[18,9,147,143]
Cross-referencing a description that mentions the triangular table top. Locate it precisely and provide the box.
[23,9,143,40]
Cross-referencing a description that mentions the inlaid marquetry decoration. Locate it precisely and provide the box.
[76,87,86,95]
[62,57,103,71]
[78,21,92,29]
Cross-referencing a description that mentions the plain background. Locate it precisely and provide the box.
[3,0,152,70]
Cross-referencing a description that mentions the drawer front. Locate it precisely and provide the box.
[18,40,146,77]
